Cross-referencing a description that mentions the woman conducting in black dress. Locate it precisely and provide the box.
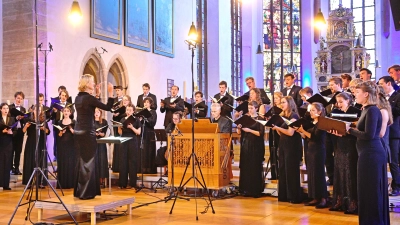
[237,101,265,198]
[272,96,302,203]
[74,74,114,200]
[347,81,390,225]
[0,103,15,190]
[118,104,141,188]
[56,106,76,189]
[94,108,109,187]
[329,92,361,213]
[140,97,157,174]
[296,102,328,208]
[22,107,50,186]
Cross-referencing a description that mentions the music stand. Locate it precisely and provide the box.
[152,129,168,190]
[97,135,132,194]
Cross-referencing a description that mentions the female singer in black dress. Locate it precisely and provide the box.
[0,103,15,190]
[94,108,109,187]
[347,81,390,225]
[141,97,157,174]
[296,102,328,208]
[74,74,114,200]
[22,107,50,185]
[118,104,141,188]
[236,101,265,197]
[56,106,76,189]
[272,96,302,203]
[329,92,361,213]
[268,92,283,180]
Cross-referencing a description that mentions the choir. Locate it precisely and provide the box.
[1,65,399,225]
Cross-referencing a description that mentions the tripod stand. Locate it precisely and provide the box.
[169,36,215,219]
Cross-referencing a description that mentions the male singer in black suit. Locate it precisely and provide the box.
[9,91,26,175]
[281,73,302,107]
[160,85,184,127]
[340,73,352,92]
[359,68,372,81]
[245,77,271,104]
[213,81,234,118]
[136,83,157,110]
[379,76,400,196]
[188,91,208,118]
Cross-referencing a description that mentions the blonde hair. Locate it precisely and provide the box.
[377,86,393,125]
[355,81,378,105]
[78,74,94,92]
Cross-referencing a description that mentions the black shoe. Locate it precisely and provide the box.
[344,207,358,214]
[15,169,22,175]
[315,202,328,209]
[289,200,302,204]
[10,169,16,175]
[304,200,318,206]
[3,187,11,190]
[390,189,400,196]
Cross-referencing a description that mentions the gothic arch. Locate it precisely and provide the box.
[107,54,129,94]
[80,48,108,97]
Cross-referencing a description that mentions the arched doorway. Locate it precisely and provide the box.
[107,55,129,96]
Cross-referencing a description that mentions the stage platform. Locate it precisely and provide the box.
[35,195,135,225]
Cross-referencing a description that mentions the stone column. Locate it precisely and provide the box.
[2,0,47,105]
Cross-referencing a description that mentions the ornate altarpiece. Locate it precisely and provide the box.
[314,4,370,90]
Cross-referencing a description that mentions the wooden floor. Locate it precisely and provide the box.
[1,183,400,225]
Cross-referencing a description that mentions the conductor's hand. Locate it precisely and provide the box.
[107,82,114,97]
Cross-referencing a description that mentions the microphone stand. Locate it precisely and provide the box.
[136,117,153,193]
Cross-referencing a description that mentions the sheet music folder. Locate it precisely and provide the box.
[317,116,349,135]
[177,118,219,133]
[97,136,132,144]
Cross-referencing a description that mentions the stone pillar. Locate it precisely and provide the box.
[2,0,47,105]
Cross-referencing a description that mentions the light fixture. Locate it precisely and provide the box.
[314,8,326,29]
[188,22,198,44]
[256,42,263,54]
[69,0,82,23]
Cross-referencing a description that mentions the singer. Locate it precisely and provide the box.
[73,74,114,200]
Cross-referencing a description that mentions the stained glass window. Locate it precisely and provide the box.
[330,0,376,78]
[263,0,301,97]
[196,0,208,97]
[231,0,242,96]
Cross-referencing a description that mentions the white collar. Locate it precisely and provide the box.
[388,90,395,97]
[287,84,294,89]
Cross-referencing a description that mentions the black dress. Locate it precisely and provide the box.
[73,92,114,199]
[95,120,109,179]
[278,113,302,202]
[0,116,15,188]
[239,116,265,196]
[349,105,390,225]
[22,121,50,185]
[56,120,77,189]
[119,117,141,188]
[306,125,327,199]
[140,109,157,174]
[112,104,125,173]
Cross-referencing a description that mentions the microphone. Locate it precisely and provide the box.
[49,42,53,51]
[101,47,108,53]
[37,43,43,48]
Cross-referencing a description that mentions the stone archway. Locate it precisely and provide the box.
[107,54,129,95]
[80,48,107,99]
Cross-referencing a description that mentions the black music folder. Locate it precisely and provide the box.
[228,93,249,102]
[235,101,249,114]
[53,102,75,111]
[111,106,126,114]
[289,118,315,131]
[228,115,256,128]
[135,108,152,118]
[307,93,340,107]
[0,122,18,130]
[10,108,30,118]
[210,95,228,103]
[297,107,308,118]
[320,89,333,97]
[264,114,287,128]
[122,115,137,129]
[263,106,283,118]
[317,116,349,135]
[170,96,182,104]
[185,101,206,113]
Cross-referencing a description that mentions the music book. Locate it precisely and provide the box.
[53,102,75,111]
[122,115,137,129]
[10,108,30,118]
[170,96,182,104]
[184,101,206,113]
[228,93,249,102]
[110,120,122,125]
[53,124,68,131]
[50,97,60,105]
[307,93,340,107]
[235,101,249,114]
[288,118,315,131]
[210,95,228,103]
[0,122,19,130]
[29,118,50,127]
[227,115,256,128]
[95,125,108,132]
[134,108,152,118]
[264,115,286,128]
[262,106,283,118]
[111,106,126,114]
[317,116,350,135]
[319,89,333,97]
[330,113,358,122]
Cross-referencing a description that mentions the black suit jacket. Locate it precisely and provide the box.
[213,93,234,118]
[212,116,232,134]
[0,116,16,145]
[389,91,400,139]
[137,93,158,110]
[188,101,208,118]
[160,96,184,127]
[282,85,302,107]
[244,88,271,105]
[8,103,27,128]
